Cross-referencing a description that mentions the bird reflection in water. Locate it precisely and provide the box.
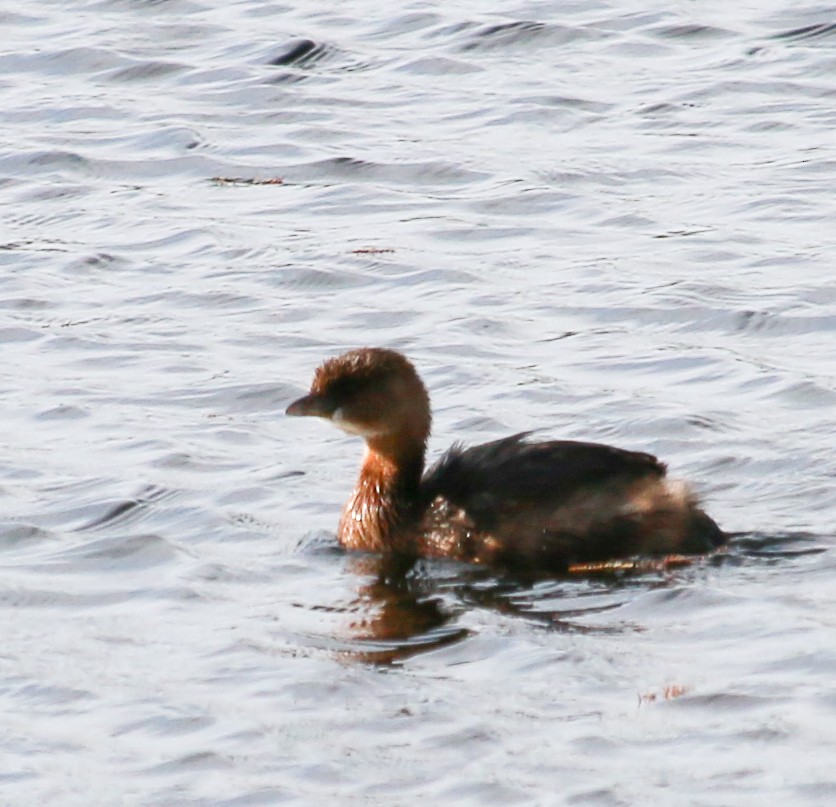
[324,532,823,666]
[335,552,706,666]
[339,553,469,666]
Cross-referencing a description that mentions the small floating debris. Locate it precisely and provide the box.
[350,247,395,255]
[639,684,689,704]
[210,176,284,186]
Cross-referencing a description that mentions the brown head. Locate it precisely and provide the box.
[286,348,432,460]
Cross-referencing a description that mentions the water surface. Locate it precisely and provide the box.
[1,1,836,804]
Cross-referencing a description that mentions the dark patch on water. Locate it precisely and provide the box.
[649,23,733,40]
[76,485,177,532]
[269,38,322,66]
[772,22,836,43]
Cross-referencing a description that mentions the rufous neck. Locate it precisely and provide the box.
[364,432,426,486]
[338,435,425,553]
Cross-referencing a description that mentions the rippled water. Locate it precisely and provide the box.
[2,1,836,804]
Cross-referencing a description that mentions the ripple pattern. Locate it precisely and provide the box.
[1,1,835,804]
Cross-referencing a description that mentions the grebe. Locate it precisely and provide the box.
[287,348,724,572]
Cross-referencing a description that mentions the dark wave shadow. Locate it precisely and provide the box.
[713,530,829,563]
[76,484,177,532]
[772,23,836,44]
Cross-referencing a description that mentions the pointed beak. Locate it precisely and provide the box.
[286,393,335,419]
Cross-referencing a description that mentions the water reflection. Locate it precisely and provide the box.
[340,554,469,665]
[336,532,827,665]
[338,553,644,665]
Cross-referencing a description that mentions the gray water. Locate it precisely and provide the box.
[2,1,836,804]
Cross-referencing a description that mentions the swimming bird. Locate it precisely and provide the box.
[287,348,725,573]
